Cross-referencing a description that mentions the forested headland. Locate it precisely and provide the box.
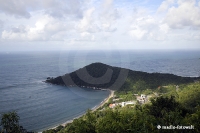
[46,62,199,91]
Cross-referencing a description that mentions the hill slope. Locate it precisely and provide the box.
[46,62,200,91]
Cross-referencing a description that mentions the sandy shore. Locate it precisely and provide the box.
[46,89,114,131]
[92,90,114,112]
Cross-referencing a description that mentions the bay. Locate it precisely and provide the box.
[0,50,200,132]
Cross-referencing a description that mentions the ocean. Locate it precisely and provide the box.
[0,50,200,132]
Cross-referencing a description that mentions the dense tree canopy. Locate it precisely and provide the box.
[44,95,200,133]
[0,111,21,133]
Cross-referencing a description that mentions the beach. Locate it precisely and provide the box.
[92,90,114,112]
[46,89,114,131]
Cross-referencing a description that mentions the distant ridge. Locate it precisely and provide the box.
[46,62,200,91]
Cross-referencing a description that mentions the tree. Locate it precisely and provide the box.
[132,80,148,92]
[0,111,20,133]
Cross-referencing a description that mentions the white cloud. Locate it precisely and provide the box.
[2,15,71,41]
[159,23,170,34]
[102,0,113,9]
[128,11,168,41]
[43,0,85,19]
[0,0,200,50]
[99,8,119,32]
[77,32,95,41]
[0,19,3,29]
[164,0,200,28]
[158,0,175,12]
[0,0,39,18]
[0,0,88,19]
[77,7,95,32]
[99,0,120,32]
[129,26,147,40]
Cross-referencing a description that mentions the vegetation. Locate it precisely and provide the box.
[0,111,20,133]
[178,83,200,109]
[43,81,200,133]
[43,125,64,133]
[0,111,31,133]
[46,63,200,91]
[43,96,200,133]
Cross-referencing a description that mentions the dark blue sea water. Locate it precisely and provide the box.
[0,50,200,132]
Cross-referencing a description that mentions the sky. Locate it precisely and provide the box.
[0,0,200,51]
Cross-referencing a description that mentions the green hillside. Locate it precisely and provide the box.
[43,82,200,133]
[46,62,199,92]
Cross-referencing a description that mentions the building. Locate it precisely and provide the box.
[121,101,136,107]
[109,103,117,108]
[137,94,147,104]
[109,101,136,108]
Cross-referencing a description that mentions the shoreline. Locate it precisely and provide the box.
[44,89,114,131]
[91,89,114,112]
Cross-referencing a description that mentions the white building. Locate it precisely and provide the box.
[137,94,147,104]
[121,101,136,107]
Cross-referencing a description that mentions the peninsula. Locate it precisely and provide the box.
[46,62,200,91]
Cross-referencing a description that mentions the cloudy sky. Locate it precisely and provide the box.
[0,0,200,51]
